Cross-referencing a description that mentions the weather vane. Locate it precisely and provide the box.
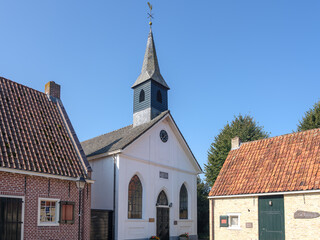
[147,2,153,27]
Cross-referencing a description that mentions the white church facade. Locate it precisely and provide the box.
[82,29,201,240]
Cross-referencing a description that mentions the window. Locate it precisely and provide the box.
[38,198,60,226]
[179,184,188,219]
[157,190,168,206]
[128,175,142,219]
[60,201,75,224]
[228,213,241,229]
[139,89,145,102]
[157,90,162,103]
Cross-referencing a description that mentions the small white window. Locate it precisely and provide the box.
[228,213,241,229]
[38,198,60,226]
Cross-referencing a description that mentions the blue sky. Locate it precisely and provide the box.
[1,1,320,179]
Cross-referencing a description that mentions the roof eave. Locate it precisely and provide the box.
[87,150,123,161]
[208,189,320,199]
[167,113,202,174]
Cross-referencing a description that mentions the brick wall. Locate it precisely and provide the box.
[212,197,259,240]
[0,171,91,240]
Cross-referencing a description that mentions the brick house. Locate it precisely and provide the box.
[209,130,320,240]
[0,77,93,240]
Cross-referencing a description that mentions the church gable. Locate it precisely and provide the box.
[123,114,201,174]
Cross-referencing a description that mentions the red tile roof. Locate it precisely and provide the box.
[0,77,89,178]
[209,128,320,197]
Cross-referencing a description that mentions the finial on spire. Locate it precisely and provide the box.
[147,2,153,27]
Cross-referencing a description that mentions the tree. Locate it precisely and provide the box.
[297,101,320,132]
[197,176,210,239]
[204,114,269,187]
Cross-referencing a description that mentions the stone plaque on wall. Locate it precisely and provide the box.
[294,210,320,219]
[246,222,253,228]
[159,171,169,179]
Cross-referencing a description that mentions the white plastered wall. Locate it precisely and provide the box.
[116,118,198,239]
[90,156,114,210]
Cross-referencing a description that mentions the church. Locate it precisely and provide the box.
[81,28,202,240]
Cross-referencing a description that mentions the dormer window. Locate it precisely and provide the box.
[139,90,145,103]
[157,90,162,103]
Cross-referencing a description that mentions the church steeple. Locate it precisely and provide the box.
[132,29,169,127]
[132,29,169,90]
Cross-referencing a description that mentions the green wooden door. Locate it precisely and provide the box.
[259,195,285,240]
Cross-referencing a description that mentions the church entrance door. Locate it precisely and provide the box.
[156,191,169,240]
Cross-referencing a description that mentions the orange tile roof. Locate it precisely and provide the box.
[0,77,89,178]
[209,128,320,197]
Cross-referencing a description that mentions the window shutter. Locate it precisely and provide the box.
[60,201,75,224]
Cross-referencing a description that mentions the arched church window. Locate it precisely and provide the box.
[179,184,188,219]
[128,175,142,219]
[139,89,145,103]
[157,190,168,206]
[157,90,162,103]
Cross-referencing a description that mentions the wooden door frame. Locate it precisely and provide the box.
[156,206,170,239]
[0,195,25,240]
[258,195,285,240]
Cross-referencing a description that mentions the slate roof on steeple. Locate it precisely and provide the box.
[132,29,169,89]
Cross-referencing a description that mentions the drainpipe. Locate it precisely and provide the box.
[78,188,82,240]
[112,154,117,240]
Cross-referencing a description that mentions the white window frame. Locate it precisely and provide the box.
[38,198,60,226]
[227,213,241,230]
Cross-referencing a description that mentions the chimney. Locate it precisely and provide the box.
[231,136,241,150]
[45,81,61,99]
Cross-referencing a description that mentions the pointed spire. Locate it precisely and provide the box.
[132,29,170,89]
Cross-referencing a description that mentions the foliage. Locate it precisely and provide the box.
[204,114,269,187]
[197,176,210,239]
[149,236,160,240]
[179,233,189,239]
[297,101,320,132]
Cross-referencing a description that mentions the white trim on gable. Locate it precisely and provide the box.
[85,112,202,174]
[166,114,202,173]
[122,113,202,174]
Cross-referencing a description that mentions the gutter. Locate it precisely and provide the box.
[87,150,122,161]
[0,167,94,183]
[112,154,117,240]
[208,189,320,199]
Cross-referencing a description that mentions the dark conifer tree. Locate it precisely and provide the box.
[197,176,210,238]
[297,101,320,132]
[204,114,269,187]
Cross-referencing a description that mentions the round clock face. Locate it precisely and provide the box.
[160,130,168,143]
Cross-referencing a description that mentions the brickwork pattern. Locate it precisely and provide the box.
[0,171,91,240]
[45,81,61,99]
